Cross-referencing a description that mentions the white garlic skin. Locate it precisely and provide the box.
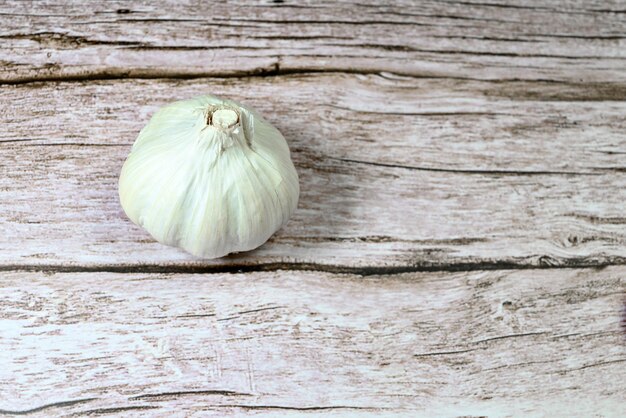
[119,95,299,258]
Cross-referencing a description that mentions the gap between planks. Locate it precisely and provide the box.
[1,258,625,276]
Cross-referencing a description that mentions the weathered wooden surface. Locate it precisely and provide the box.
[0,268,624,416]
[1,75,625,269]
[1,1,625,416]
[1,0,626,83]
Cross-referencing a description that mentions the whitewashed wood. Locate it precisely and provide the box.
[2,272,624,418]
[1,2,625,416]
[0,0,625,83]
[1,75,625,267]
[0,267,624,417]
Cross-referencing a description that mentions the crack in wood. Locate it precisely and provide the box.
[481,358,563,372]
[554,358,626,374]
[0,67,392,85]
[217,316,241,322]
[334,44,626,60]
[287,236,489,245]
[0,398,96,415]
[236,306,286,315]
[0,31,143,47]
[1,141,129,147]
[525,33,626,40]
[414,332,549,358]
[129,390,253,401]
[1,258,624,276]
[414,348,481,357]
[216,306,285,322]
[245,35,354,40]
[437,0,617,14]
[3,71,625,101]
[472,331,548,344]
[552,330,620,340]
[71,405,158,416]
[175,313,217,319]
[331,157,603,176]
[440,0,571,14]
[210,17,425,26]
[204,404,385,411]
[565,213,626,225]
[325,104,521,117]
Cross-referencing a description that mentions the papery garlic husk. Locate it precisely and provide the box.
[118,95,299,258]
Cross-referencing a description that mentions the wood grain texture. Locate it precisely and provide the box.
[0,0,625,83]
[1,74,625,268]
[0,267,624,417]
[2,1,626,416]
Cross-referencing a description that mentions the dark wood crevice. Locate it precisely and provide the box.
[0,67,395,85]
[129,390,253,401]
[70,405,158,416]
[3,70,626,104]
[437,0,626,15]
[330,157,605,176]
[1,256,623,276]
[0,398,97,415]
[204,405,385,411]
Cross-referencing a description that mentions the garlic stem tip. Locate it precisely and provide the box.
[212,108,239,129]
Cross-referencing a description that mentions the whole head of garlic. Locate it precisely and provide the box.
[118,95,299,258]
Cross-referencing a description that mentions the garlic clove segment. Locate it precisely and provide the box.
[118,95,299,259]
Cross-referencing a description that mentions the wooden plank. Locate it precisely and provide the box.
[1,3,623,418]
[1,74,625,267]
[0,0,625,83]
[0,267,623,416]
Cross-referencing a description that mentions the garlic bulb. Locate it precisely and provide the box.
[119,95,299,258]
